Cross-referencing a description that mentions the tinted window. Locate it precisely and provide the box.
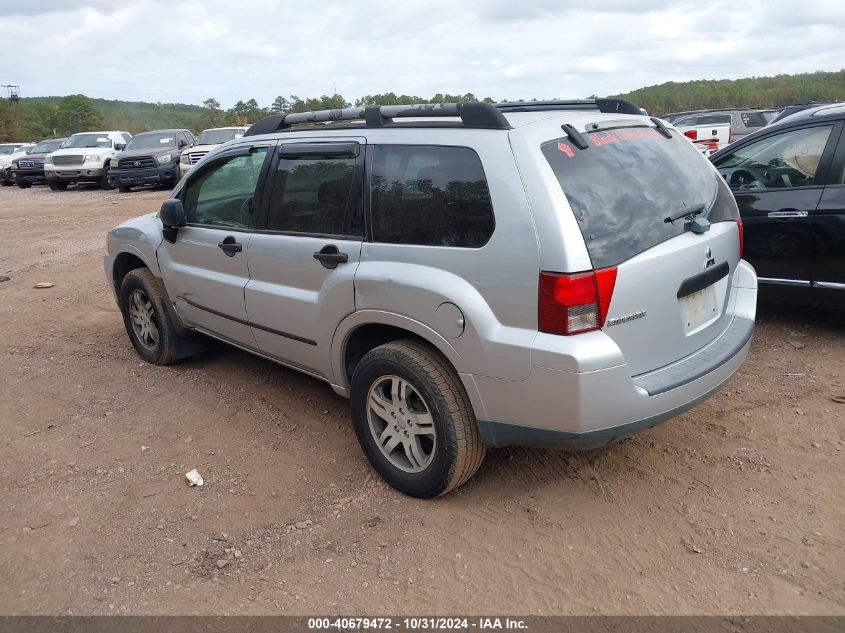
[265,156,358,235]
[715,125,833,190]
[542,127,737,269]
[740,112,768,128]
[182,148,269,228]
[126,133,177,150]
[697,114,732,126]
[370,145,494,248]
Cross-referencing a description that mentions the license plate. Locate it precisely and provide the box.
[680,285,718,332]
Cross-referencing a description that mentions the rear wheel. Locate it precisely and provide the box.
[119,269,177,365]
[350,339,485,498]
[17,182,32,189]
[118,185,131,193]
[48,181,68,191]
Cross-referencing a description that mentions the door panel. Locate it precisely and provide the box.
[157,145,272,346]
[158,227,255,344]
[812,127,845,307]
[245,138,366,378]
[245,235,362,375]
[714,123,838,302]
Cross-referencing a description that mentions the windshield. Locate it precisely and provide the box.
[0,144,23,155]
[126,133,178,150]
[64,134,113,149]
[197,129,244,145]
[541,126,738,269]
[32,140,65,153]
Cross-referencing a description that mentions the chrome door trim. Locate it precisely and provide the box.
[813,281,845,290]
[757,277,811,287]
[767,210,809,218]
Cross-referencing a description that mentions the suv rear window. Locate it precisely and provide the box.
[370,145,495,248]
[541,127,737,269]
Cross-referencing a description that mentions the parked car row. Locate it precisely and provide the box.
[1,126,248,192]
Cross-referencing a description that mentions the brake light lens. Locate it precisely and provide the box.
[539,268,618,335]
[684,130,698,141]
[737,217,744,258]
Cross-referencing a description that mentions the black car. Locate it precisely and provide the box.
[108,129,195,192]
[10,138,67,188]
[710,103,845,308]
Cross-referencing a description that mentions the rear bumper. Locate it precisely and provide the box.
[467,260,758,449]
[109,164,178,188]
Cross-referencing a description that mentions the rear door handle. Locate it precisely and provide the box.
[768,208,808,219]
[217,235,243,257]
[313,244,348,269]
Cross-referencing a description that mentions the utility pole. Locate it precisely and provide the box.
[1,84,21,104]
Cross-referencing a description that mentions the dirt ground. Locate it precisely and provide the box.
[0,184,843,616]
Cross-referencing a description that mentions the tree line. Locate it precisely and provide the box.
[2,69,844,142]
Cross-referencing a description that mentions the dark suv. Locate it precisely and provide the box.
[10,138,67,188]
[109,129,195,192]
[710,103,845,307]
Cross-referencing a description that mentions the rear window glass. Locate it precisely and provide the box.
[541,127,737,269]
[370,145,494,248]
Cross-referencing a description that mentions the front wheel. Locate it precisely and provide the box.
[17,182,32,189]
[119,268,177,365]
[100,166,114,190]
[350,339,486,498]
[118,185,131,193]
[49,181,68,191]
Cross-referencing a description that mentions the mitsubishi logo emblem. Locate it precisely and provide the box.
[704,247,716,269]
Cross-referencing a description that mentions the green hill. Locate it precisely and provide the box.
[2,70,845,142]
[613,70,845,116]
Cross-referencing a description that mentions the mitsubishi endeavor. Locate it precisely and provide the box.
[104,100,757,498]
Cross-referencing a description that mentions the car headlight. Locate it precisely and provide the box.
[156,154,172,165]
[44,155,53,165]
[179,153,190,165]
[84,154,100,163]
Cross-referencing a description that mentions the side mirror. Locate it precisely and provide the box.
[178,140,188,148]
[160,198,186,243]
[115,143,126,151]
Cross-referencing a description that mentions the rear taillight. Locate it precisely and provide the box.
[737,217,744,258]
[539,268,617,335]
[684,130,698,141]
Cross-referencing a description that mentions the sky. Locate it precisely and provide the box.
[1,0,843,108]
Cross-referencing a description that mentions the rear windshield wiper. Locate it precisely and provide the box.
[664,204,706,224]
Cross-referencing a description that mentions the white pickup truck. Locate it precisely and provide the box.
[44,131,131,190]
[671,114,732,156]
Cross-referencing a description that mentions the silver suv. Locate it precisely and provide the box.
[104,100,758,498]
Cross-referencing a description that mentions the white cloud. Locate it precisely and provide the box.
[1,0,843,107]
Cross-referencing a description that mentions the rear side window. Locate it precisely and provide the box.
[370,145,495,248]
[542,127,737,269]
[265,156,358,236]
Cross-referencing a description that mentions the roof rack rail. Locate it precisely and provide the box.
[243,101,512,136]
[493,98,642,115]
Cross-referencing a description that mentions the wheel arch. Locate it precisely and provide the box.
[331,311,487,420]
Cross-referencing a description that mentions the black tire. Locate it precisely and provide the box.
[118,185,131,193]
[1,179,12,186]
[350,339,486,498]
[119,268,177,365]
[100,165,114,190]
[49,181,68,191]
[17,182,32,189]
